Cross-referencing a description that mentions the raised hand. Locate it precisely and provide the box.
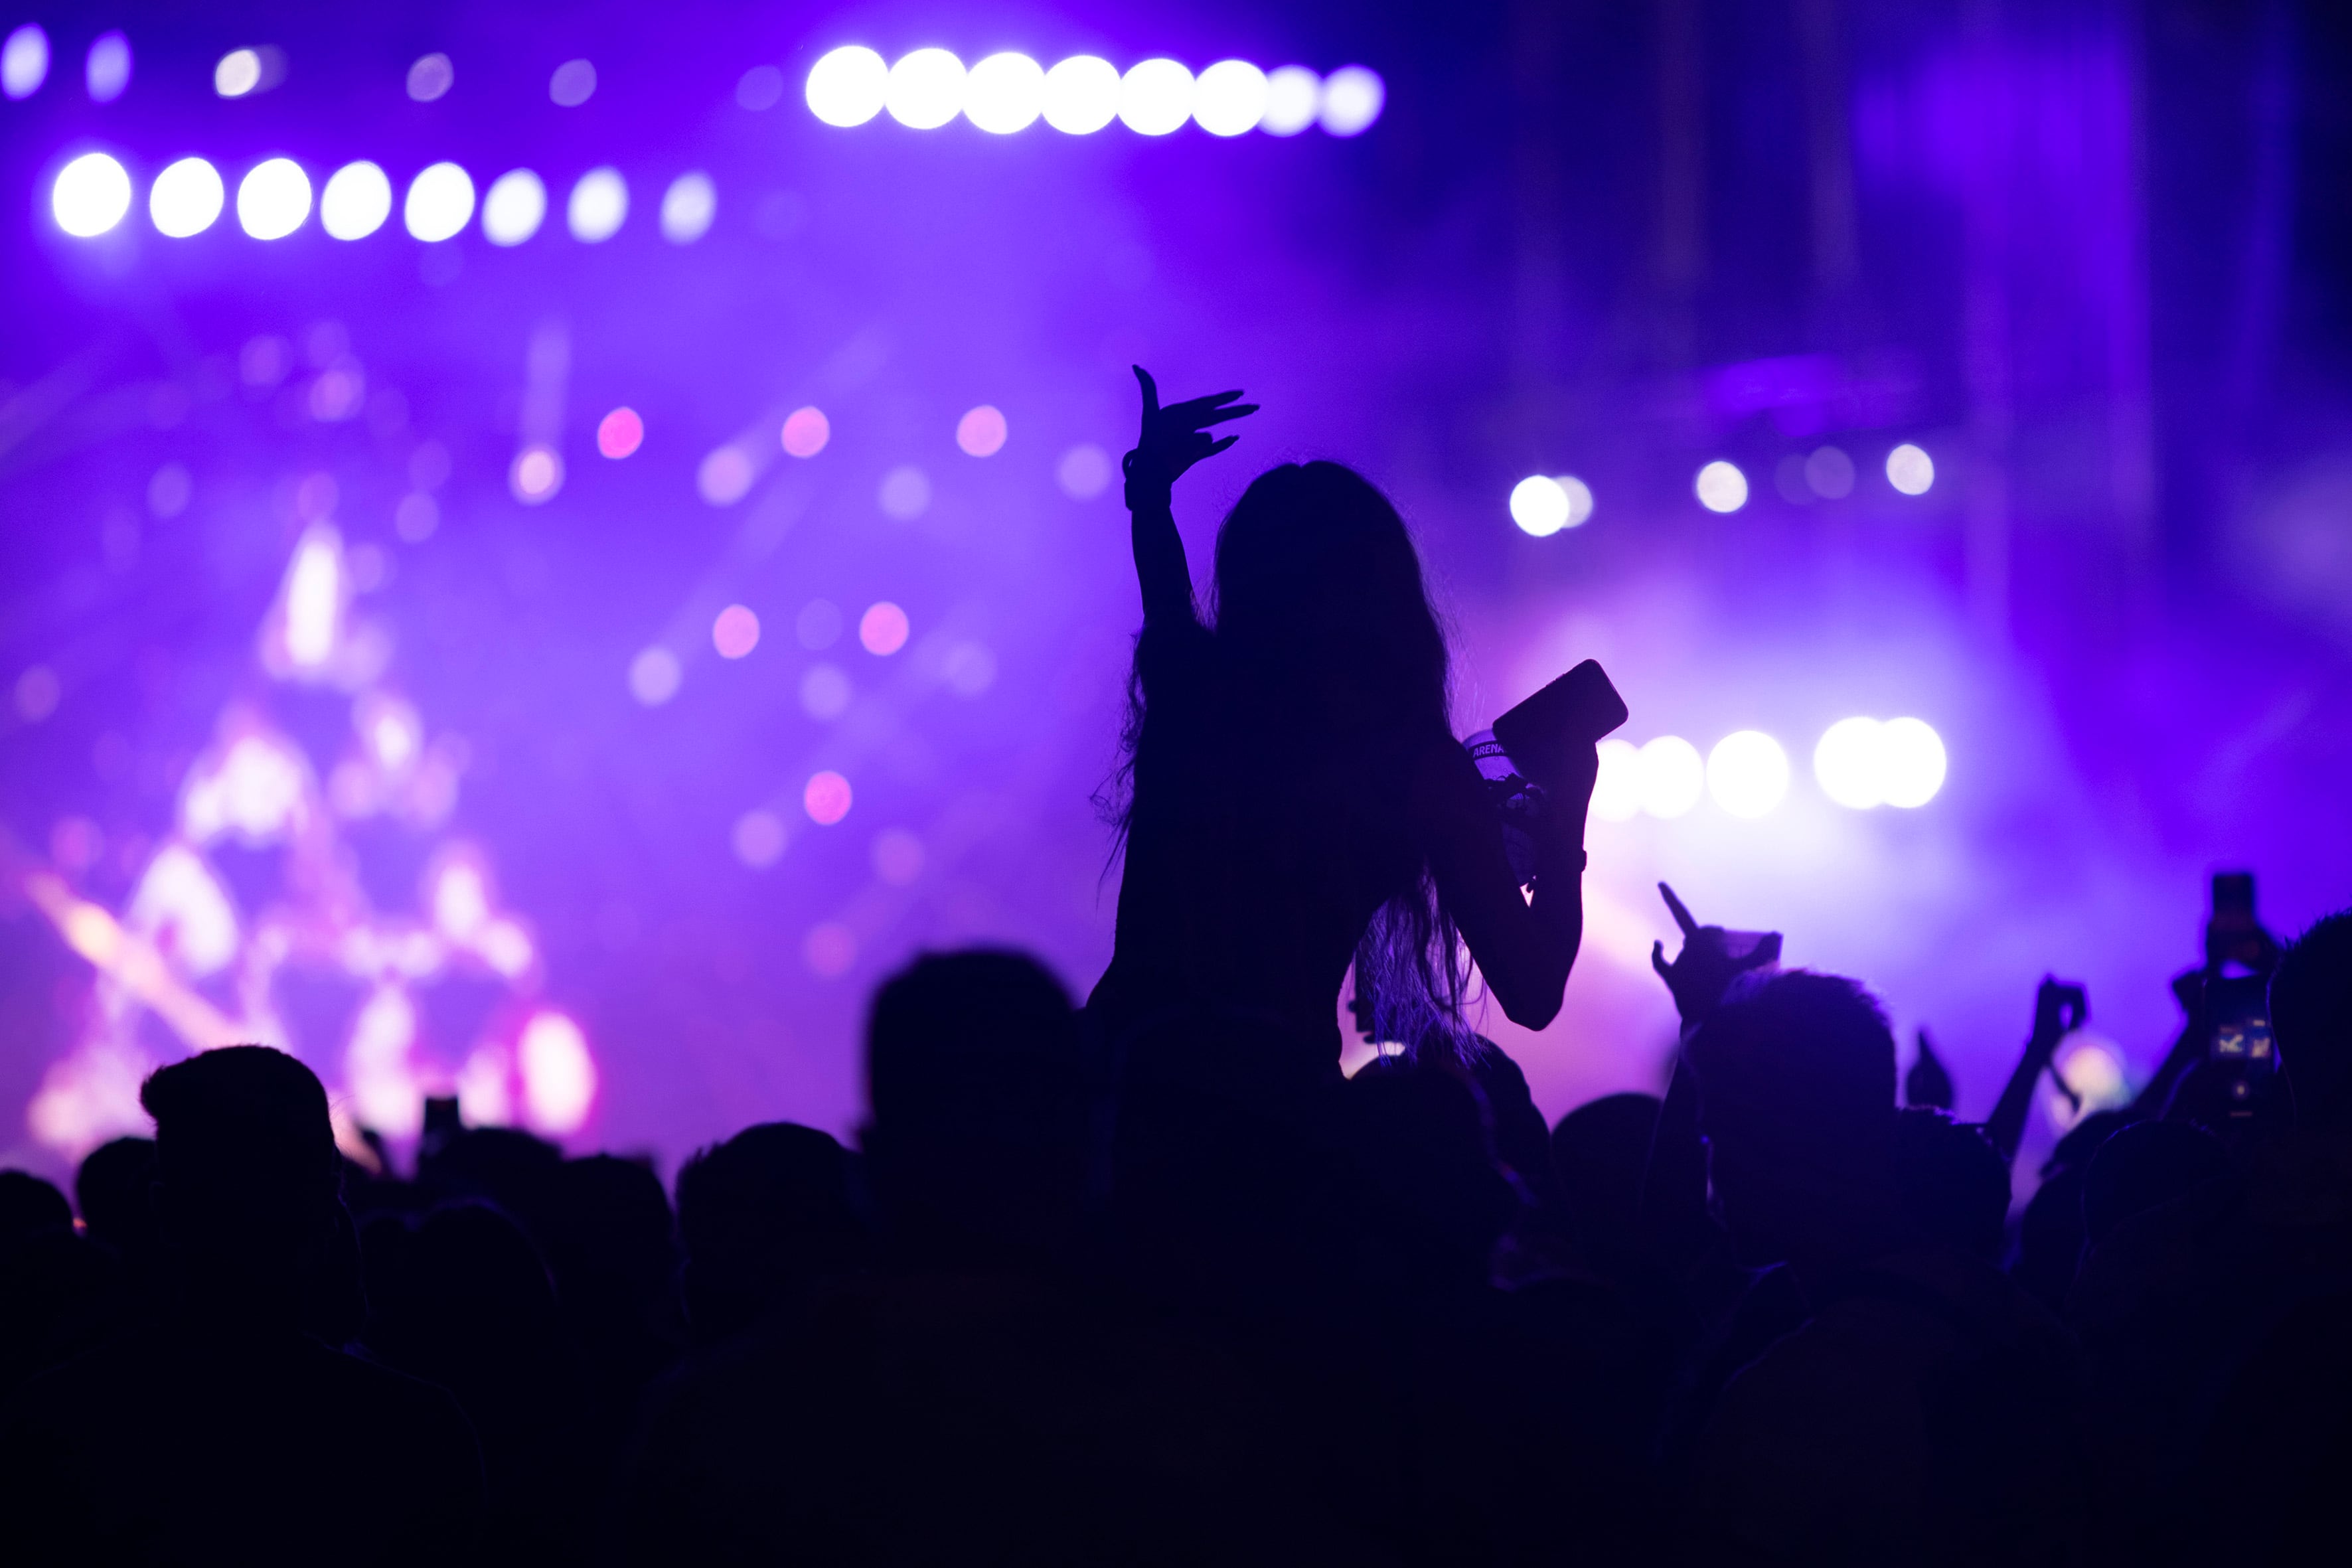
[2027,977,2088,1062]
[1123,366,1257,500]
[1650,882,1782,1030]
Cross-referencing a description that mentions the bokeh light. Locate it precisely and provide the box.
[1261,66,1320,135]
[1707,730,1790,819]
[873,828,925,885]
[1319,66,1385,135]
[1878,718,1948,807]
[1194,60,1269,136]
[805,922,857,977]
[1805,445,1855,499]
[403,161,474,242]
[85,31,130,104]
[1510,476,1569,536]
[509,445,563,505]
[859,602,910,656]
[238,157,311,240]
[957,405,1008,457]
[887,48,965,130]
[481,169,546,245]
[804,771,853,826]
[807,45,888,127]
[597,407,643,459]
[734,809,787,868]
[1812,716,1948,809]
[965,52,1044,133]
[549,58,595,108]
[799,601,844,649]
[1695,459,1749,513]
[406,52,453,102]
[801,664,851,719]
[736,64,783,111]
[1638,736,1705,819]
[660,172,715,244]
[3,24,49,100]
[628,647,680,706]
[216,48,262,98]
[52,152,131,238]
[1058,444,1112,499]
[1813,717,1886,809]
[698,445,754,506]
[517,1011,596,1135]
[878,465,931,520]
[568,167,627,242]
[1042,56,1120,133]
[149,158,224,238]
[15,665,60,722]
[321,161,392,240]
[712,605,761,659]
[1120,59,1194,135]
[944,641,996,696]
[1887,442,1936,495]
[782,407,830,457]
[1591,738,1643,822]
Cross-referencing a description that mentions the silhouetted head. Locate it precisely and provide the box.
[864,949,1085,1265]
[140,1046,341,1312]
[676,1122,866,1345]
[1892,1108,2010,1261]
[540,1154,678,1328]
[1,1170,72,1246]
[405,1201,561,1368]
[1687,971,1899,1269]
[2082,1120,2231,1248]
[2272,910,2352,1135]
[1210,461,1449,735]
[1550,1093,1661,1262]
[75,1135,157,1255]
[1344,1057,1518,1285]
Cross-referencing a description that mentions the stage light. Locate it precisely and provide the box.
[874,828,925,885]
[860,602,910,656]
[1058,443,1111,498]
[805,770,853,826]
[713,605,760,659]
[805,922,856,977]
[407,52,453,102]
[1877,717,1946,807]
[698,445,753,505]
[1806,444,1855,499]
[3,24,48,99]
[878,465,931,519]
[798,601,843,649]
[15,665,60,722]
[1813,717,1884,809]
[1638,736,1705,819]
[518,1011,595,1135]
[481,169,545,244]
[1194,60,1269,136]
[238,157,311,240]
[887,48,965,129]
[1695,459,1748,513]
[734,809,786,868]
[628,647,680,706]
[782,407,830,457]
[320,161,392,239]
[1707,730,1788,819]
[1320,66,1384,135]
[394,493,437,542]
[801,663,851,718]
[807,45,888,127]
[1887,442,1934,495]
[944,641,996,695]
[1591,738,1643,822]
[568,167,627,242]
[1510,476,1569,537]
[283,528,343,668]
[550,58,595,108]
[660,172,715,244]
[1120,58,1194,135]
[1042,55,1120,133]
[404,161,473,242]
[597,407,643,458]
[965,52,1044,133]
[1261,66,1319,135]
[359,694,422,772]
[737,64,783,111]
[509,445,562,505]
[86,31,129,104]
[957,405,1008,457]
[216,48,262,98]
[52,152,131,238]
[149,157,224,238]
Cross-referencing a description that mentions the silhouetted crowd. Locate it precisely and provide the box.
[1,904,2346,1565]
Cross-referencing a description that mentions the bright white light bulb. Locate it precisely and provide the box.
[1119,58,1194,135]
[1319,65,1385,135]
[567,167,627,242]
[1707,731,1789,819]
[807,45,889,126]
[1695,459,1749,513]
[1510,476,1569,537]
[1887,443,1935,496]
[965,52,1043,133]
[320,161,392,239]
[149,157,224,238]
[52,151,132,237]
[886,48,965,129]
[1042,55,1121,133]
[1813,717,1885,809]
[1639,736,1705,819]
[1591,739,1643,823]
[237,157,311,239]
[3,23,49,100]
[1192,60,1269,136]
[1878,717,1947,807]
[215,48,262,98]
[481,169,545,246]
[403,161,473,242]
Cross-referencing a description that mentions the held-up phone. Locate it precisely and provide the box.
[1491,660,1630,765]
[2207,973,2278,1112]
[2207,872,2266,974]
[421,1095,463,1158]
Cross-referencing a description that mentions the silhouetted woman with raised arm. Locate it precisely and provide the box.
[1089,369,1597,1072]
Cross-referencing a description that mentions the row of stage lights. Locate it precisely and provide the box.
[1595,718,1948,821]
[1508,443,1938,534]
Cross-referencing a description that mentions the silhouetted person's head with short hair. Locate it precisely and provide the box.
[1892,1107,2010,1261]
[2271,909,2352,1135]
[864,949,1085,1267]
[0,1170,72,1247]
[1550,1092,1660,1274]
[2081,1119,2231,1249]
[1687,971,1901,1271]
[74,1136,156,1257]
[675,1122,865,1346]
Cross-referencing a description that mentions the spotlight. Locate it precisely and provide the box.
[1193,60,1269,137]
[1887,443,1934,496]
[1812,717,1885,809]
[1042,56,1121,133]
[628,647,681,706]
[965,52,1044,133]
[1695,460,1749,513]
[597,408,643,459]
[237,157,311,240]
[1260,66,1319,135]
[859,602,910,656]
[781,407,830,457]
[549,59,595,108]
[52,151,132,237]
[404,161,474,242]
[1638,736,1705,819]
[1812,716,1946,809]
[149,157,224,238]
[481,169,546,245]
[509,445,563,505]
[1510,476,1569,537]
[804,770,853,826]
[957,406,1008,457]
[1119,58,1194,135]
[567,167,627,242]
[3,24,48,100]
[215,48,262,98]
[712,605,760,659]
[321,161,392,240]
[86,31,131,104]
[1877,717,1946,807]
[1591,738,1642,822]
[1707,730,1789,819]
[1318,66,1384,135]
[406,52,453,103]
[661,172,715,244]
[807,45,888,127]
[886,48,965,130]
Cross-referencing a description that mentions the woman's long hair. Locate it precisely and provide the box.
[1106,461,1472,1056]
